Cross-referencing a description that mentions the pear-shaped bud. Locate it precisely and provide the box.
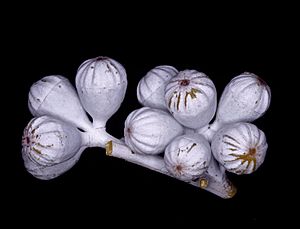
[76,56,127,128]
[28,75,92,131]
[216,72,271,125]
[164,134,211,181]
[137,65,178,110]
[165,70,217,129]
[211,122,268,175]
[22,116,84,179]
[124,107,184,155]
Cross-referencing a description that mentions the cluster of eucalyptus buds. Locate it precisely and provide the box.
[22,57,271,199]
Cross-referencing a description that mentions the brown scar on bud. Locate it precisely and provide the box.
[32,147,42,155]
[227,148,257,173]
[184,88,200,107]
[187,143,197,153]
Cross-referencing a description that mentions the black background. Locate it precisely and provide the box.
[7,4,292,225]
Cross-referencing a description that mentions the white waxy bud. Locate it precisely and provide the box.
[124,107,184,155]
[22,116,84,180]
[211,122,268,175]
[164,134,211,181]
[137,65,178,110]
[76,56,127,128]
[165,70,217,129]
[28,75,92,131]
[216,72,271,125]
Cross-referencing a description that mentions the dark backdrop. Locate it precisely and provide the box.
[7,6,289,225]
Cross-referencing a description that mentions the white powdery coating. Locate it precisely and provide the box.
[137,65,178,110]
[216,72,271,124]
[76,56,127,128]
[28,75,92,131]
[164,134,211,181]
[211,122,268,175]
[165,70,217,129]
[124,107,184,155]
[22,116,83,179]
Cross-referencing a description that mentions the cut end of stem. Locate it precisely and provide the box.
[105,141,113,156]
[227,183,237,198]
[199,178,209,189]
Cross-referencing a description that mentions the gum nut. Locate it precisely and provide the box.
[216,72,271,124]
[165,70,217,129]
[22,116,82,167]
[137,65,178,110]
[28,75,92,131]
[211,122,268,175]
[76,56,127,128]
[164,134,211,181]
[124,107,184,155]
